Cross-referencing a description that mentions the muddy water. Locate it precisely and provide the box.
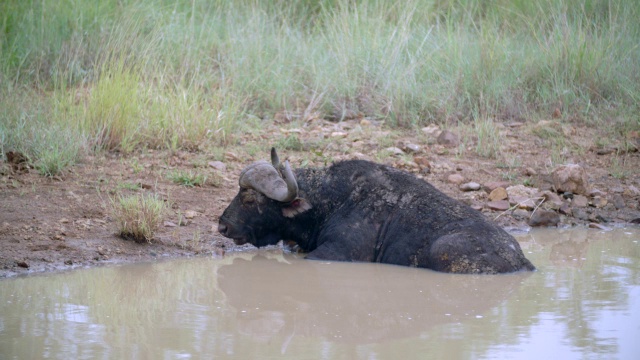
[1,228,639,360]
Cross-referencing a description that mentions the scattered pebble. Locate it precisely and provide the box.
[460,182,481,192]
[448,174,465,185]
[487,200,510,211]
[437,130,459,147]
[488,187,508,201]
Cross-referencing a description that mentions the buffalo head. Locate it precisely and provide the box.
[218,148,312,246]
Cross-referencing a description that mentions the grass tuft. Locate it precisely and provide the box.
[110,193,167,243]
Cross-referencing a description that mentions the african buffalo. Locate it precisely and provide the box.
[218,148,535,274]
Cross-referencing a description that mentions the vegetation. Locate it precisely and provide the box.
[1,0,639,172]
[110,193,167,243]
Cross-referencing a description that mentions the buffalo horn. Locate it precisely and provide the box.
[239,158,298,203]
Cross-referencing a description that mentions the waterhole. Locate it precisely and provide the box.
[1,227,639,359]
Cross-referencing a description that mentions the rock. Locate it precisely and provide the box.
[559,203,572,215]
[484,181,511,192]
[528,210,560,227]
[16,260,29,268]
[413,156,431,169]
[551,164,590,195]
[512,209,530,220]
[511,196,537,210]
[421,124,440,136]
[627,185,640,196]
[403,143,422,153]
[612,194,626,210]
[588,188,606,197]
[573,208,590,221]
[208,161,226,172]
[506,185,539,209]
[447,173,465,185]
[572,195,589,208]
[460,182,481,192]
[539,191,564,208]
[184,210,198,219]
[588,223,611,231]
[164,221,177,227]
[224,152,240,161]
[487,200,510,211]
[331,132,348,138]
[488,187,508,201]
[437,130,459,147]
[385,147,405,156]
[591,196,608,208]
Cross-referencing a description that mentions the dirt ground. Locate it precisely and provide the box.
[2,118,639,278]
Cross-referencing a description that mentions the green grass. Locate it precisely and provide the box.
[1,0,639,174]
[167,169,207,187]
[110,193,167,243]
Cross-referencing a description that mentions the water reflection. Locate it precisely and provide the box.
[0,227,638,359]
[218,254,529,346]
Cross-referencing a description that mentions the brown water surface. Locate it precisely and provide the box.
[1,227,639,359]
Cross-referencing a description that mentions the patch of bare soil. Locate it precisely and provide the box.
[2,119,639,277]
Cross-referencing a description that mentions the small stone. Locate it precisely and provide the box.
[470,203,484,211]
[437,130,459,147]
[421,124,440,136]
[60,218,70,224]
[511,196,537,210]
[384,147,405,155]
[184,210,198,219]
[588,188,606,197]
[572,195,589,208]
[484,181,511,192]
[164,221,177,227]
[551,164,590,195]
[512,209,530,220]
[488,187,508,201]
[540,191,564,207]
[559,203,572,215]
[573,208,590,221]
[627,185,640,196]
[487,200,510,211]
[611,194,626,210]
[448,174,465,185]
[588,223,611,231]
[16,260,29,268]
[460,182,481,192]
[528,210,560,227]
[64,260,73,266]
[331,131,348,138]
[592,196,608,208]
[208,161,226,172]
[224,152,240,161]
[413,156,431,169]
[403,143,422,153]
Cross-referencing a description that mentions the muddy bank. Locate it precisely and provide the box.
[2,121,639,278]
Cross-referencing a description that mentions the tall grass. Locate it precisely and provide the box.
[1,0,638,171]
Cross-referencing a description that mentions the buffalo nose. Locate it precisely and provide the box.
[217,223,228,235]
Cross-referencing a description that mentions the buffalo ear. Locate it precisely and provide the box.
[282,198,313,218]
